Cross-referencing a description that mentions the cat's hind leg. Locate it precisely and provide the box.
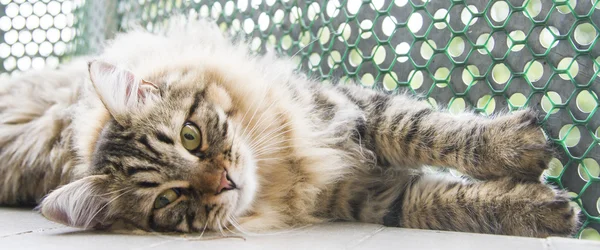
[387,174,579,238]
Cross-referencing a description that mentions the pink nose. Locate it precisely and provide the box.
[217,171,236,194]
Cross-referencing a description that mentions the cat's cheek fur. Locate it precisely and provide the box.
[205,84,233,113]
[38,175,111,229]
[235,151,258,216]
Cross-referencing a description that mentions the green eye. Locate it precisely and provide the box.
[154,188,181,209]
[181,123,202,151]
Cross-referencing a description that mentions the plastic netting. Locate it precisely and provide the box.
[0,0,77,77]
[1,0,599,240]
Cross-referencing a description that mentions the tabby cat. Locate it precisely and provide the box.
[0,18,578,238]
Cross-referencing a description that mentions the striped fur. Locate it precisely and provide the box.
[0,18,578,238]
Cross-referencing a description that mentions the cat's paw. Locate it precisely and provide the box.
[483,109,553,181]
[529,191,580,238]
[504,184,580,238]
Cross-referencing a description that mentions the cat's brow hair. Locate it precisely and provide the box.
[138,135,162,158]
[155,131,174,145]
[136,181,161,188]
[92,123,170,176]
[188,90,205,118]
[126,166,160,176]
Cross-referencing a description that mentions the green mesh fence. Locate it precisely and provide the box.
[1,0,600,240]
[0,0,80,78]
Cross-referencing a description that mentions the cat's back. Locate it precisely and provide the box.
[0,59,88,205]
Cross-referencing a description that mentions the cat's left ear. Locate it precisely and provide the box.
[38,175,112,229]
[88,60,160,122]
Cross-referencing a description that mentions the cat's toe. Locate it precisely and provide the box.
[532,192,580,238]
[484,109,554,181]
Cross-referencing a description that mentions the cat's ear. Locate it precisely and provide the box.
[88,60,160,121]
[39,175,111,229]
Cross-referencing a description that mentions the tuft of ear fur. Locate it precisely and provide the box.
[38,175,111,229]
[88,60,160,123]
[206,84,233,113]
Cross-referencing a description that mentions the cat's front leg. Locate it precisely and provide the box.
[343,86,552,181]
[389,107,550,181]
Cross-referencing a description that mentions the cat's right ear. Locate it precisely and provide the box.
[88,60,160,122]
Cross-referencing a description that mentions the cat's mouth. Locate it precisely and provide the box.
[215,170,237,195]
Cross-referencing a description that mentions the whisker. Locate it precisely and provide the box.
[289,21,330,60]
[240,95,292,147]
[255,157,288,162]
[240,83,272,140]
[243,97,284,140]
[227,214,313,237]
[199,218,209,239]
[251,137,305,156]
[226,216,253,236]
[247,117,297,149]
[174,219,216,241]
[216,219,226,237]
[222,216,247,240]
[291,38,319,59]
[145,214,246,242]
[253,146,297,158]
[223,225,238,236]
[230,122,237,148]
[237,77,274,140]
[246,112,292,150]
[239,74,304,144]
[249,127,297,152]
[96,187,132,197]
[85,188,134,228]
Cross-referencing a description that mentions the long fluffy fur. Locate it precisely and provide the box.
[0,17,579,238]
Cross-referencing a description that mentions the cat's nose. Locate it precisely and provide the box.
[216,171,236,194]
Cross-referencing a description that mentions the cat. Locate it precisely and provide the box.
[0,17,579,238]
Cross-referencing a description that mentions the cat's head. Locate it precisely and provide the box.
[39,60,258,232]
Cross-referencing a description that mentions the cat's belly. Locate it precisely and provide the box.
[314,166,416,224]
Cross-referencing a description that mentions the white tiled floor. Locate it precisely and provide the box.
[1,208,599,250]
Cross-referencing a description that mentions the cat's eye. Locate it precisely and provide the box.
[154,188,182,209]
[181,123,202,151]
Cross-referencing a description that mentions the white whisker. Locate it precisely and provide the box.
[237,75,274,140]
[240,85,297,146]
[291,38,319,59]
[256,157,287,162]
[247,117,298,149]
[95,187,132,197]
[227,215,313,237]
[243,97,284,140]
[246,111,293,150]
[199,219,209,239]
[239,80,273,140]
[222,218,246,240]
[216,216,229,239]
[249,127,296,152]
[253,146,297,157]
[85,188,133,228]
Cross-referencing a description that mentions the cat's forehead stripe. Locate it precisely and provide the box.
[94,127,172,174]
[155,131,174,145]
[187,90,205,118]
[126,165,160,176]
[138,135,162,159]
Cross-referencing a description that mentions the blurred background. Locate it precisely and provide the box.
[1,0,599,240]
